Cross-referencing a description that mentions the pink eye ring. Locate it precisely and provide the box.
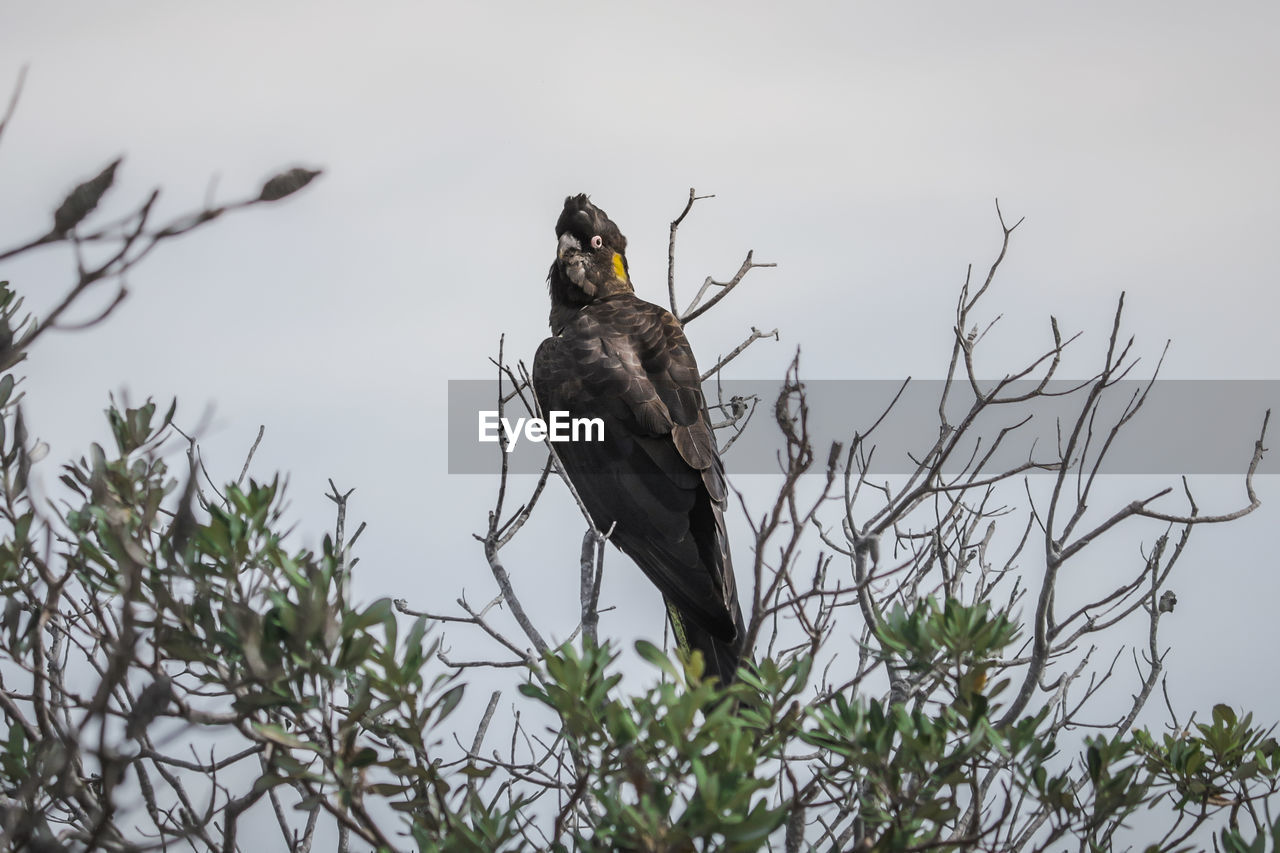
[590,235,603,249]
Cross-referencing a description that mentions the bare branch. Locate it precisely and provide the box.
[667,187,715,314]
[0,64,27,147]
[681,249,777,324]
[700,325,780,382]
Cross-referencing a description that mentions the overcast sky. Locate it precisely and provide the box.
[2,1,1277,842]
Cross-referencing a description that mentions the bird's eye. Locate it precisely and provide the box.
[590,235,603,249]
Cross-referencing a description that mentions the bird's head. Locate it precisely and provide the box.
[548,194,632,306]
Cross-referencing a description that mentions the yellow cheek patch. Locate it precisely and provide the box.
[612,252,628,282]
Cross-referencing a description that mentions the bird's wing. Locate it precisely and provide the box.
[533,296,737,641]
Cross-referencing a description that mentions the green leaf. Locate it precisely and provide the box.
[1086,744,1102,783]
[53,159,121,234]
[366,782,409,797]
[435,683,465,723]
[348,597,394,632]
[252,773,294,794]
[635,639,680,680]
[252,722,315,751]
[258,167,322,202]
[350,747,379,768]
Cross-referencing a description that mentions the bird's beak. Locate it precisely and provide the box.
[557,232,582,262]
[557,232,589,288]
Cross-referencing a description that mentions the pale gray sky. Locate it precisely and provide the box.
[1,1,1277,843]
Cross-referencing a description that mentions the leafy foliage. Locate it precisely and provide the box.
[0,310,530,847]
[9,340,1276,851]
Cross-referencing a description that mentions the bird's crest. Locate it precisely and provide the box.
[556,194,627,256]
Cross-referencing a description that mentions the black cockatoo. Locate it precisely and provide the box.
[532,194,747,684]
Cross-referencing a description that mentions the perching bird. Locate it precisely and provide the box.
[532,194,747,684]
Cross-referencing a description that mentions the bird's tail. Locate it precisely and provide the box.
[666,599,748,686]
